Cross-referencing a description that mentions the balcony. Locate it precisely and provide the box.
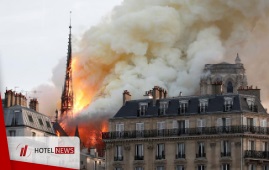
[196,153,206,158]
[156,155,165,160]
[134,155,144,160]
[102,126,269,140]
[245,150,269,159]
[176,154,185,159]
[114,156,123,161]
[221,152,231,157]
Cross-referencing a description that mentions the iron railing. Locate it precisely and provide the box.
[245,150,269,159]
[102,126,268,139]
[156,155,165,160]
[114,156,123,161]
[196,153,206,158]
[221,152,231,157]
[134,155,144,160]
[176,154,185,159]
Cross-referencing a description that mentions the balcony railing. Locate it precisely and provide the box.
[114,156,123,161]
[156,155,165,160]
[134,155,144,160]
[221,152,231,157]
[196,153,206,158]
[102,126,269,140]
[176,154,185,159]
[245,150,269,159]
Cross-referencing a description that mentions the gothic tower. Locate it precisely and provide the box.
[61,18,74,119]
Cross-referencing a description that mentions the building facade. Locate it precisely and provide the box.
[103,56,269,170]
[3,90,55,137]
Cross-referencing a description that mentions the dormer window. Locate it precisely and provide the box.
[178,100,188,114]
[159,102,168,115]
[246,97,257,112]
[224,97,233,112]
[199,99,208,113]
[138,103,148,116]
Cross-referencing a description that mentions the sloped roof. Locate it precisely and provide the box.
[4,105,55,135]
[52,122,68,136]
[113,94,267,118]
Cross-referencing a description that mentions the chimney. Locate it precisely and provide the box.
[4,90,17,107]
[152,86,160,106]
[238,85,261,101]
[29,98,39,112]
[211,81,222,95]
[159,88,165,99]
[163,90,167,98]
[123,90,131,105]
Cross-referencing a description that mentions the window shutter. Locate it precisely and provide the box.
[197,119,202,127]
[217,118,222,127]
[243,117,247,125]
[226,118,231,126]
[185,120,189,128]
[253,118,257,126]
[172,120,178,129]
[221,141,224,153]
[202,119,206,127]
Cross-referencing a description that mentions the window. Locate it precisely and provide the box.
[262,142,268,151]
[176,165,184,170]
[197,119,206,133]
[139,103,148,116]
[176,143,185,159]
[216,118,231,132]
[246,97,257,112]
[116,123,124,138]
[249,164,256,170]
[221,140,231,157]
[115,168,122,170]
[46,121,51,128]
[156,166,164,170]
[156,143,165,159]
[197,142,206,158]
[28,115,34,123]
[222,164,230,170]
[115,145,123,161]
[260,119,267,133]
[178,100,188,114]
[11,114,18,126]
[136,123,144,137]
[135,167,143,170]
[248,140,255,150]
[38,119,44,126]
[224,97,233,112]
[198,99,208,113]
[197,165,205,170]
[135,144,143,160]
[159,102,168,115]
[32,132,36,137]
[227,81,233,93]
[9,130,16,136]
[157,121,165,136]
[263,165,269,170]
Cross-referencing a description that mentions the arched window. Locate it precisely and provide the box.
[227,81,233,93]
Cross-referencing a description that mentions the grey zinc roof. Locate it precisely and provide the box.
[113,94,267,118]
[4,105,55,135]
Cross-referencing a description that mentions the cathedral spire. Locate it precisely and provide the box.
[61,12,74,119]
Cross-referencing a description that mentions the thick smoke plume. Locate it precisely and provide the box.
[71,0,269,116]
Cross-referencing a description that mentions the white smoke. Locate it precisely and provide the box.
[37,0,269,116]
[73,0,269,115]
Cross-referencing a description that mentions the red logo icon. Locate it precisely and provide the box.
[20,145,28,157]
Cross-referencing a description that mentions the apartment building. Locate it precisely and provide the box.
[103,56,269,170]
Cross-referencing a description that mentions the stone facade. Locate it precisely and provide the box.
[200,55,248,95]
[103,57,269,170]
